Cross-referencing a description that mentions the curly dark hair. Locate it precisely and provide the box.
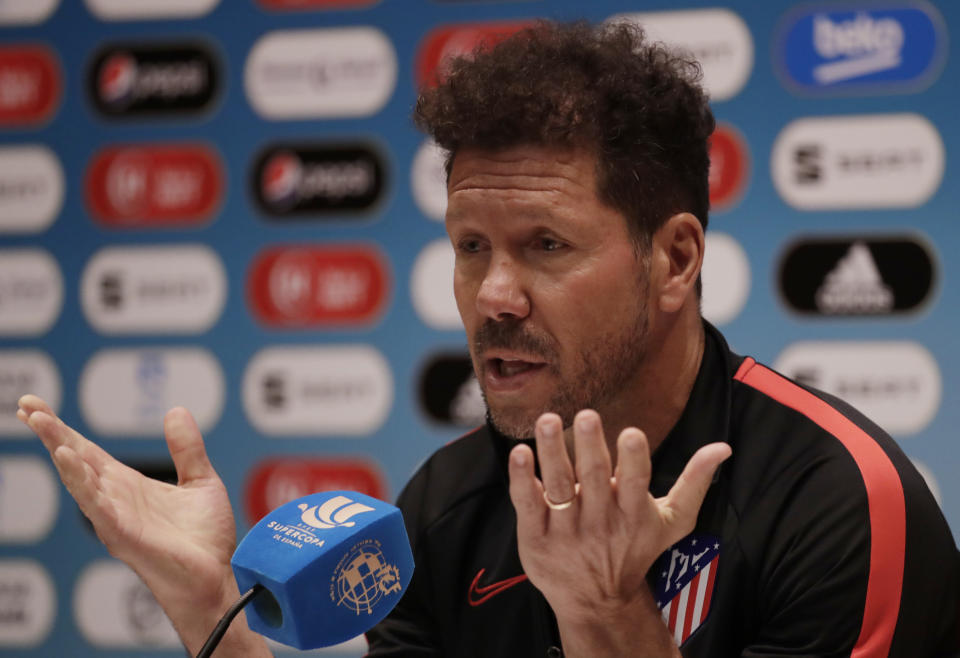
[414,20,715,248]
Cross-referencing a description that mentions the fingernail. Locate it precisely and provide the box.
[540,418,558,437]
[511,450,527,467]
[576,413,598,433]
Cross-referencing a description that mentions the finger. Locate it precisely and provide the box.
[18,393,55,417]
[613,427,652,519]
[660,442,732,544]
[573,410,613,519]
[51,445,110,529]
[25,409,112,477]
[164,407,216,485]
[508,443,547,537]
[534,413,577,504]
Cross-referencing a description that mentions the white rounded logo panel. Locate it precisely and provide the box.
[0,248,63,336]
[701,232,750,326]
[84,0,219,20]
[79,347,225,437]
[0,146,64,233]
[774,340,941,436]
[609,8,753,101]
[74,560,180,648]
[411,139,448,222]
[243,345,393,436]
[0,457,58,543]
[0,350,61,437]
[81,244,227,334]
[0,0,59,25]
[411,239,461,330]
[0,560,55,646]
[245,27,397,119]
[772,113,944,209]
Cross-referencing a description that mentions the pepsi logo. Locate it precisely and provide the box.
[260,151,302,211]
[97,52,136,108]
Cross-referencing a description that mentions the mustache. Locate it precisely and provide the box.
[474,319,557,360]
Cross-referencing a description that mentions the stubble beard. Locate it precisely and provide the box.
[475,300,650,440]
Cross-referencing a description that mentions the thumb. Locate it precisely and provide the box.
[164,407,216,485]
[661,442,731,543]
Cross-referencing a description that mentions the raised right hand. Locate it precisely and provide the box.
[17,394,270,657]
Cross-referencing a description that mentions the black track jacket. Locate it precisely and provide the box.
[366,323,959,657]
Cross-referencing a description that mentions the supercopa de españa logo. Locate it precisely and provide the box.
[265,495,375,550]
[331,539,402,615]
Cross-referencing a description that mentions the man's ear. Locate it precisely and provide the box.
[651,212,705,313]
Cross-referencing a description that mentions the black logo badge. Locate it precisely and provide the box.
[251,143,386,218]
[88,41,220,118]
[778,235,935,316]
[418,353,485,427]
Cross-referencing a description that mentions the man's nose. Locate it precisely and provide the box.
[475,257,530,321]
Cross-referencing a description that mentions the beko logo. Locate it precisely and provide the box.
[778,235,935,316]
[418,353,485,427]
[247,245,389,327]
[243,345,393,436]
[0,249,63,336]
[0,560,55,646]
[88,41,219,117]
[0,145,63,234]
[79,348,224,437]
[610,9,753,101]
[0,0,58,26]
[416,21,531,88]
[776,3,946,93]
[411,239,460,330]
[75,560,180,648]
[774,340,940,435]
[0,457,58,543]
[708,123,749,212]
[86,143,223,227]
[85,0,219,21]
[0,45,61,126]
[245,459,386,525]
[245,28,396,119]
[0,350,61,437]
[701,232,750,326]
[772,113,944,209]
[252,143,385,217]
[81,245,227,334]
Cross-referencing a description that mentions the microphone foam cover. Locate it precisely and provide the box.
[231,490,413,649]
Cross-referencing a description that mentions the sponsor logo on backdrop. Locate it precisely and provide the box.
[85,0,219,21]
[257,0,377,8]
[0,560,55,646]
[0,249,63,336]
[0,45,60,126]
[419,353,485,427]
[708,124,749,211]
[88,41,219,118]
[0,457,58,543]
[245,27,396,119]
[775,340,940,436]
[778,235,935,316]
[772,113,944,209]
[609,9,753,101]
[776,3,946,94]
[0,0,58,26]
[247,245,389,327]
[252,143,385,217]
[0,350,60,437]
[701,233,750,326]
[243,346,393,436]
[74,560,180,647]
[411,239,460,330]
[245,459,386,525]
[86,143,223,227]
[0,146,63,234]
[79,348,224,436]
[80,245,227,334]
[416,21,532,88]
[411,139,448,222]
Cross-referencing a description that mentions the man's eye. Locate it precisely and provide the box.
[458,239,483,253]
[537,237,563,251]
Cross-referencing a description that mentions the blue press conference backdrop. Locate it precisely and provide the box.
[0,0,957,655]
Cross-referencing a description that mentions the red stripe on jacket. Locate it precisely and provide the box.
[734,358,905,658]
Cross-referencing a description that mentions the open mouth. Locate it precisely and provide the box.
[490,358,546,378]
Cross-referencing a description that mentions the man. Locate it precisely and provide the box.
[19,20,958,657]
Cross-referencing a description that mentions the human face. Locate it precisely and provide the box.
[446,146,652,439]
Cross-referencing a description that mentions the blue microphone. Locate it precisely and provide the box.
[229,490,414,650]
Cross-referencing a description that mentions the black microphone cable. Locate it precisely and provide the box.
[195,583,265,658]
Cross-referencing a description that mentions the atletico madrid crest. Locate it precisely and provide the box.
[653,534,720,646]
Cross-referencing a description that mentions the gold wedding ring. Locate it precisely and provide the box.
[543,483,580,511]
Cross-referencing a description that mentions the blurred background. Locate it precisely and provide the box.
[0,0,956,655]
